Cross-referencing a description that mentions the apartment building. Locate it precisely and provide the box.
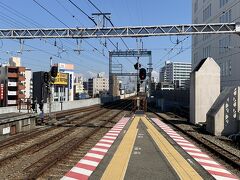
[192,0,240,87]
[88,74,109,97]
[0,57,26,106]
[159,61,192,89]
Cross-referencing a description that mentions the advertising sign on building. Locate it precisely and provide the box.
[0,84,4,100]
[53,73,68,86]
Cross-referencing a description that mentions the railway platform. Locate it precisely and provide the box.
[61,114,239,180]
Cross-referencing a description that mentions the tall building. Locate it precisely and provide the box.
[159,61,191,89]
[192,0,240,87]
[88,74,109,97]
[0,57,26,106]
[24,68,32,99]
[74,74,84,94]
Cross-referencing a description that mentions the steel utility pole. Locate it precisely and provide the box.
[48,57,53,120]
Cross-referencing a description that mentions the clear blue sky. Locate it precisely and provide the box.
[0,0,192,78]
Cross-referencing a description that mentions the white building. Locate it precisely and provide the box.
[192,0,240,88]
[88,74,109,97]
[159,61,191,89]
[24,68,32,99]
[74,74,84,94]
[52,63,74,102]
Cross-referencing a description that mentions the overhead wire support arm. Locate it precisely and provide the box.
[0,23,239,39]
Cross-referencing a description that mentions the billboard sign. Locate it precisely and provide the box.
[0,84,4,100]
[53,73,68,86]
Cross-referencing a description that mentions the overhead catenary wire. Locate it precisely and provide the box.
[1,0,109,70]
[0,4,103,73]
[65,0,119,54]
[32,0,110,63]
[86,0,130,50]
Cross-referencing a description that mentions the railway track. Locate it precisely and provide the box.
[148,109,240,171]
[24,101,132,179]
[0,99,132,179]
[0,106,101,150]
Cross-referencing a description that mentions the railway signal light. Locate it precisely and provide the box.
[50,66,58,77]
[134,63,141,70]
[139,68,146,80]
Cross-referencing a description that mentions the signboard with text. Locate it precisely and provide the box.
[53,73,68,86]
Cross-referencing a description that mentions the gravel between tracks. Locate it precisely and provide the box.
[0,107,130,179]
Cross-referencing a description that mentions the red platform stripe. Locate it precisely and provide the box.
[75,163,96,171]
[198,161,224,169]
[65,171,89,180]
[207,170,238,179]
[93,145,109,150]
[190,155,214,161]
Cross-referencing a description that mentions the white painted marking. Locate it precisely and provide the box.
[103,136,116,140]
[194,158,219,165]
[106,133,118,136]
[100,139,114,143]
[187,152,209,158]
[86,153,104,159]
[71,167,93,176]
[182,146,201,152]
[79,159,99,167]
[165,132,180,136]
[61,176,78,180]
[176,142,195,147]
[203,165,231,174]
[91,148,108,153]
[169,135,185,139]
[212,175,238,180]
[109,130,121,133]
[96,143,111,147]
[173,139,190,143]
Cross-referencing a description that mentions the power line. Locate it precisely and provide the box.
[33,0,70,28]
[66,0,118,50]
[86,0,130,50]
[32,0,108,59]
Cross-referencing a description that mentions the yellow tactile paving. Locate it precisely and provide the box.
[101,116,140,180]
[142,116,203,180]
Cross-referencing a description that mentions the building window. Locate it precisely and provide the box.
[203,45,211,58]
[220,0,229,8]
[219,9,232,23]
[203,4,211,21]
[194,0,198,13]
[193,52,198,64]
[219,35,231,54]
[203,34,211,41]
[228,60,232,76]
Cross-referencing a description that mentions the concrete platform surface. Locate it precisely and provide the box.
[62,115,239,180]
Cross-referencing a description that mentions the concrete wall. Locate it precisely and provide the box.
[154,90,189,115]
[41,98,101,113]
[0,116,35,136]
[207,87,240,136]
[190,58,220,124]
[0,98,101,114]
